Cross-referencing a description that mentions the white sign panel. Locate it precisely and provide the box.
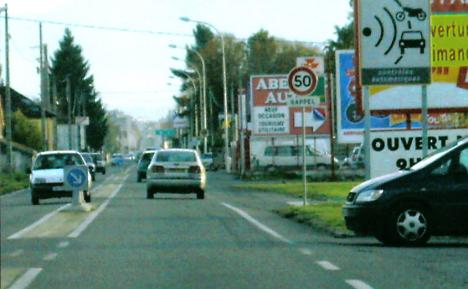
[173,116,189,129]
[359,0,431,85]
[253,106,289,135]
[370,129,468,178]
[287,96,320,108]
[296,56,325,75]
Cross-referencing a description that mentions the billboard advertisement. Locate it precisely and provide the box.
[336,50,468,144]
[370,129,468,178]
[250,75,330,137]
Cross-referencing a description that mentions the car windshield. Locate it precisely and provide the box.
[92,154,103,162]
[141,152,155,162]
[402,31,423,39]
[82,154,94,163]
[201,153,212,159]
[156,151,196,162]
[411,139,463,170]
[33,154,84,170]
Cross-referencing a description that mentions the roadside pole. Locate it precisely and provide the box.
[66,77,72,150]
[363,86,371,180]
[327,73,336,180]
[302,107,307,206]
[39,23,47,151]
[421,85,428,157]
[3,4,13,170]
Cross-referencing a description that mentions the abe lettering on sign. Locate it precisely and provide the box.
[370,129,467,178]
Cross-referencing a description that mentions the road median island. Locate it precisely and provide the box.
[233,181,359,237]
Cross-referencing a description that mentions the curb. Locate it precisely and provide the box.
[0,188,29,199]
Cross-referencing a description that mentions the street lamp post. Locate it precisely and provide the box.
[1,4,13,171]
[169,44,208,154]
[180,17,230,172]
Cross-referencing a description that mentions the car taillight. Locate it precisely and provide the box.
[151,165,164,173]
[189,166,201,174]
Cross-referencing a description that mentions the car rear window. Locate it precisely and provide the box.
[33,154,84,170]
[156,151,196,163]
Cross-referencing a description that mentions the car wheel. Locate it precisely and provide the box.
[196,190,205,200]
[146,189,154,199]
[316,164,327,171]
[31,190,39,205]
[91,174,96,181]
[137,175,142,183]
[84,191,91,203]
[389,204,431,246]
[102,169,106,175]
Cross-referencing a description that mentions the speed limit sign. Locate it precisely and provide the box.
[287,66,318,96]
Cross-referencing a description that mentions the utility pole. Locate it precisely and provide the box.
[39,23,47,151]
[51,77,58,149]
[3,4,13,170]
[66,76,72,150]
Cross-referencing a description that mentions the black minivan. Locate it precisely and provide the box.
[343,137,468,245]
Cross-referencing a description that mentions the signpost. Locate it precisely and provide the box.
[357,0,432,179]
[64,165,89,207]
[288,66,319,206]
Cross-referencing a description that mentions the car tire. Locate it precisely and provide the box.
[388,204,431,246]
[196,190,205,200]
[146,189,154,199]
[102,169,106,175]
[84,191,91,203]
[31,190,39,205]
[137,175,142,183]
[91,174,96,182]
[316,164,327,171]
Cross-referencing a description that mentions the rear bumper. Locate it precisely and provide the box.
[31,184,73,199]
[147,178,205,193]
[342,204,386,235]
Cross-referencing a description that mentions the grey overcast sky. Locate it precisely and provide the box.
[3,0,352,121]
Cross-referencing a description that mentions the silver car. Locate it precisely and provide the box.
[146,149,206,199]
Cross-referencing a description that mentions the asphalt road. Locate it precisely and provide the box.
[1,165,467,289]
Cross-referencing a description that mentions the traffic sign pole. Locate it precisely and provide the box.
[364,87,371,180]
[302,107,308,206]
[422,85,428,157]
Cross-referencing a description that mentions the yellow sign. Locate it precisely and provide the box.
[431,14,468,67]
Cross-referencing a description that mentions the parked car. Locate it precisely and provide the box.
[81,153,96,181]
[201,153,214,170]
[90,152,106,174]
[137,150,157,182]
[342,145,364,169]
[29,150,92,205]
[146,149,206,199]
[257,145,339,171]
[343,137,468,246]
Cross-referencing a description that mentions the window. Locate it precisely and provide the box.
[277,146,292,156]
[431,158,452,176]
[460,148,468,171]
[264,147,275,156]
[156,151,196,162]
[34,154,84,170]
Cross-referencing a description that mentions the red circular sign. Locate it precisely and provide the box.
[288,66,318,96]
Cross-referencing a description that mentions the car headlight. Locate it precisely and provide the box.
[356,189,384,203]
[33,178,46,184]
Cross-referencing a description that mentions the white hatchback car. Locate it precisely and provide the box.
[29,151,92,205]
[146,149,206,199]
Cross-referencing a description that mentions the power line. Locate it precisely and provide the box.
[9,16,194,38]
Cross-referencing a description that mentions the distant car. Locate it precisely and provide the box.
[29,150,92,205]
[146,149,206,199]
[90,153,106,175]
[111,154,125,166]
[343,137,468,246]
[81,153,96,181]
[137,150,157,182]
[399,31,425,54]
[201,153,214,170]
[342,145,364,169]
[257,145,339,171]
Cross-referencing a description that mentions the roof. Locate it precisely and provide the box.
[36,150,80,156]
[0,86,55,118]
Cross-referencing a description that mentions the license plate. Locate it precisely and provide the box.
[52,186,65,191]
[170,169,186,173]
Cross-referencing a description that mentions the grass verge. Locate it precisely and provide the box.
[234,181,359,236]
[0,173,29,196]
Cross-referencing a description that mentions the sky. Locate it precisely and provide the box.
[2,0,352,122]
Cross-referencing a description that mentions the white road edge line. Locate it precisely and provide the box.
[7,204,71,240]
[43,252,58,261]
[8,268,42,289]
[299,248,312,255]
[68,176,127,238]
[316,260,340,271]
[221,202,293,244]
[346,279,374,289]
[0,188,28,199]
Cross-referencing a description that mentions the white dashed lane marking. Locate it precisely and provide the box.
[346,279,374,289]
[9,249,24,257]
[57,241,70,248]
[43,253,58,261]
[316,260,340,271]
[299,248,312,255]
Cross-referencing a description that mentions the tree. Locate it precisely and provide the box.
[11,111,42,151]
[50,28,108,151]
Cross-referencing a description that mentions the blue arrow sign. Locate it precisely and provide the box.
[66,168,87,188]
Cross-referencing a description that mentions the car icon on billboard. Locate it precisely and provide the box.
[399,31,426,54]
